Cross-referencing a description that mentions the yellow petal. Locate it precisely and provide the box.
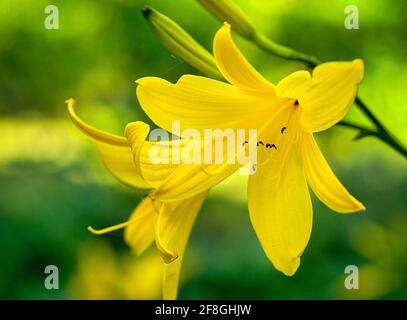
[138,139,193,189]
[125,126,241,195]
[154,161,238,202]
[152,135,250,201]
[151,102,290,202]
[255,102,302,164]
[248,142,312,276]
[213,23,274,91]
[275,70,311,98]
[124,197,158,256]
[66,99,151,189]
[136,75,275,135]
[276,60,364,132]
[125,121,180,189]
[302,133,365,213]
[95,143,151,189]
[125,130,202,190]
[158,192,207,300]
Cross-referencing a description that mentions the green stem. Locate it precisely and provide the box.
[253,32,407,158]
[354,97,387,134]
[378,132,407,158]
[338,120,375,133]
[338,120,407,158]
[353,97,407,158]
[254,33,320,67]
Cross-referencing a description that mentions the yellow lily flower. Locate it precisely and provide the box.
[135,23,366,276]
[67,98,211,299]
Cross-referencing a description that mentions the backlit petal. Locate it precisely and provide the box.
[152,139,237,201]
[248,143,312,276]
[151,104,290,202]
[159,192,207,300]
[125,129,210,190]
[138,139,194,189]
[152,132,258,201]
[275,70,311,98]
[214,23,274,91]
[67,99,151,189]
[124,197,158,256]
[154,161,238,202]
[276,60,364,132]
[95,143,150,189]
[136,75,275,135]
[302,133,365,213]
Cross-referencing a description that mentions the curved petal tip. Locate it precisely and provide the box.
[275,255,301,276]
[352,59,364,83]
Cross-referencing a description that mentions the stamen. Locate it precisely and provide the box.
[87,202,157,235]
[272,110,301,162]
[88,220,135,235]
[294,100,299,106]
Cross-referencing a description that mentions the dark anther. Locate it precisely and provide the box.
[281,127,287,134]
[266,143,277,149]
[242,140,248,146]
[294,100,299,106]
[257,141,264,146]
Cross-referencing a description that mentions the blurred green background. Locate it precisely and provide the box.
[0,0,406,299]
